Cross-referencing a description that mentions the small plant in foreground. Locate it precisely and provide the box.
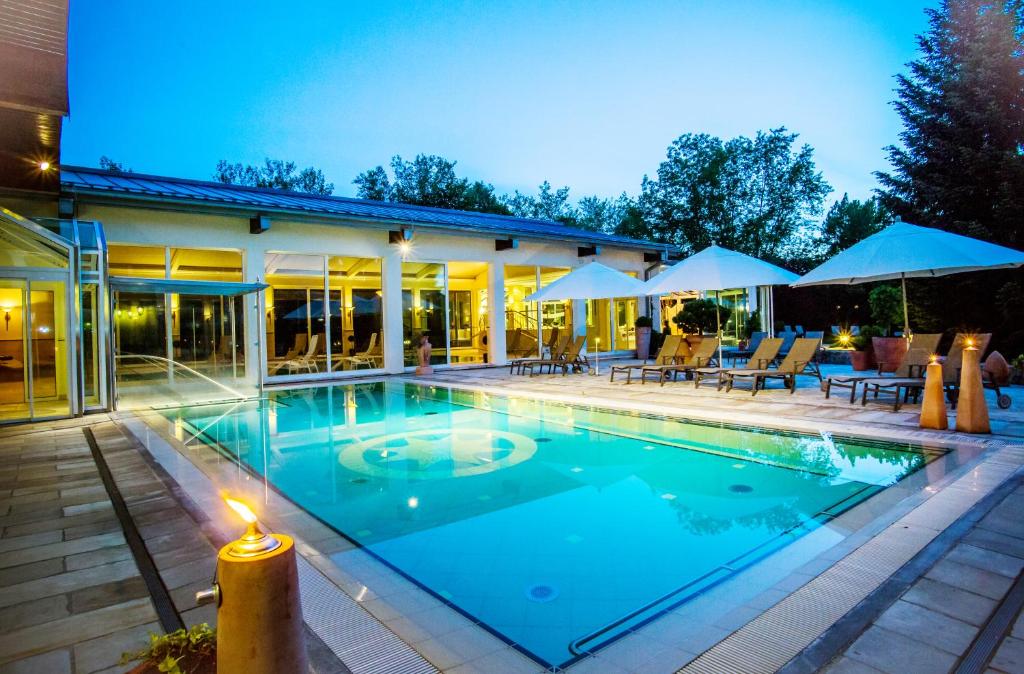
[119,624,215,674]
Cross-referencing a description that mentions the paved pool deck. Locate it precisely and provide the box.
[1,361,1022,673]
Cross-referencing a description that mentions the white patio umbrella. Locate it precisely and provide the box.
[792,219,1024,335]
[642,245,800,364]
[526,261,648,374]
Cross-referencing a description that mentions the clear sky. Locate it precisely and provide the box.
[62,0,933,206]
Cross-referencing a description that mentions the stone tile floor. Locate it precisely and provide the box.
[0,417,161,674]
[825,483,1024,674]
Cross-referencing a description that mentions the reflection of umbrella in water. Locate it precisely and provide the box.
[282,299,343,320]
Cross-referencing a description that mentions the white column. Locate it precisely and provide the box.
[382,251,405,373]
[488,263,506,366]
[242,245,263,385]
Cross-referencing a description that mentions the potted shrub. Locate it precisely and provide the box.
[120,624,216,674]
[741,309,762,349]
[634,315,654,360]
[868,285,907,372]
[850,325,884,371]
[672,299,727,337]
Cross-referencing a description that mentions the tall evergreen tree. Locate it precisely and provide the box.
[876,0,1024,246]
[875,1,1024,349]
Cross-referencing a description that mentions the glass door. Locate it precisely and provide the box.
[0,280,28,422]
[0,278,71,422]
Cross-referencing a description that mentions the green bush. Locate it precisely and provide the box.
[851,325,885,351]
[744,309,762,339]
[120,624,215,674]
[634,315,654,328]
[671,299,728,334]
[868,285,904,336]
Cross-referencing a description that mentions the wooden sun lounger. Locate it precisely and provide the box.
[609,335,682,383]
[721,338,822,395]
[694,338,783,390]
[522,336,587,376]
[510,334,569,374]
[824,335,941,403]
[640,338,720,386]
[858,333,992,411]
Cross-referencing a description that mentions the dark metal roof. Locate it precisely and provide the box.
[60,166,670,252]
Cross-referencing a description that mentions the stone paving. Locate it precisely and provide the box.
[825,483,1024,674]
[0,417,161,674]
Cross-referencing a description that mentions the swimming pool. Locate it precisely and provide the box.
[166,380,945,668]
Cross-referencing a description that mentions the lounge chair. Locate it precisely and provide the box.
[630,337,691,384]
[726,332,767,366]
[338,333,381,370]
[721,337,822,395]
[284,334,321,374]
[522,336,587,376]
[511,334,569,374]
[695,338,783,390]
[641,337,720,386]
[609,335,682,383]
[860,333,992,411]
[823,334,942,404]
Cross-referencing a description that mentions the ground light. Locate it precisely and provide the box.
[196,495,309,673]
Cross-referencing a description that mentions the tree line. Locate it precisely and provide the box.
[172,0,1020,349]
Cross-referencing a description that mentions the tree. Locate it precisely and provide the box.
[214,158,334,195]
[353,155,510,214]
[868,285,905,336]
[502,181,576,223]
[639,129,831,261]
[876,0,1024,248]
[874,1,1024,351]
[818,195,889,259]
[671,299,728,334]
[99,156,130,172]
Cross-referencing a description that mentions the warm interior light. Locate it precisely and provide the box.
[225,497,258,524]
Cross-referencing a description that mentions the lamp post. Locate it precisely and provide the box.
[197,497,308,674]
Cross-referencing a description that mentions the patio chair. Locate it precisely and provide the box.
[339,333,381,370]
[642,337,720,386]
[630,337,691,384]
[523,335,587,376]
[795,325,805,336]
[609,334,682,383]
[777,331,798,354]
[858,333,993,411]
[695,338,783,390]
[825,343,936,403]
[721,337,822,395]
[511,334,569,374]
[726,331,766,366]
[285,334,321,374]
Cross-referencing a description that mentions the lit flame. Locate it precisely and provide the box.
[929,353,939,364]
[225,497,257,524]
[964,336,976,349]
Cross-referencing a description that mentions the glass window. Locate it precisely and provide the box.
[538,267,572,354]
[586,299,611,353]
[265,253,326,376]
[504,265,538,358]
[0,281,27,422]
[402,262,447,366]
[108,245,166,278]
[614,297,639,350]
[81,283,100,406]
[448,261,489,365]
[328,256,383,372]
[170,248,243,282]
[0,214,69,269]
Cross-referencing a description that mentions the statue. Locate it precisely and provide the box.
[415,334,433,375]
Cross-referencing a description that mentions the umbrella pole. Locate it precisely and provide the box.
[715,290,723,366]
[901,273,911,340]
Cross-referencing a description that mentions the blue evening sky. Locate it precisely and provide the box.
[62,1,932,206]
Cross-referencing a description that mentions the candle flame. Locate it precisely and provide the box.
[225,497,257,524]
[929,354,939,364]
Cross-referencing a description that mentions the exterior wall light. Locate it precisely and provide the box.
[38,160,52,171]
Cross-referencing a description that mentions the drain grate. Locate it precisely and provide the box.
[525,584,559,603]
[535,437,553,443]
[729,484,754,493]
[350,477,369,484]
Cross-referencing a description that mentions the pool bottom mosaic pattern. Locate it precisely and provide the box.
[165,381,945,668]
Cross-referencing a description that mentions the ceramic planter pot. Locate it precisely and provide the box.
[850,349,875,371]
[636,326,652,360]
[872,337,906,373]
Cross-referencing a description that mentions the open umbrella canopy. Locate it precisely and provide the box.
[643,245,799,295]
[792,220,1024,287]
[525,261,647,302]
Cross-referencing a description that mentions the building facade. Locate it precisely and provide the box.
[0,166,670,423]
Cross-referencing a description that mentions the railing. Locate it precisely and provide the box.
[505,309,537,330]
[114,353,250,406]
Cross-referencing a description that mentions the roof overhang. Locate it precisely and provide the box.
[109,276,268,297]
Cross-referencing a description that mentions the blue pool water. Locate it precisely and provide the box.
[166,381,944,667]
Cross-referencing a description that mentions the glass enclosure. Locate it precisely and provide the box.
[265,252,384,378]
[402,262,447,366]
[504,265,538,359]
[447,261,489,365]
